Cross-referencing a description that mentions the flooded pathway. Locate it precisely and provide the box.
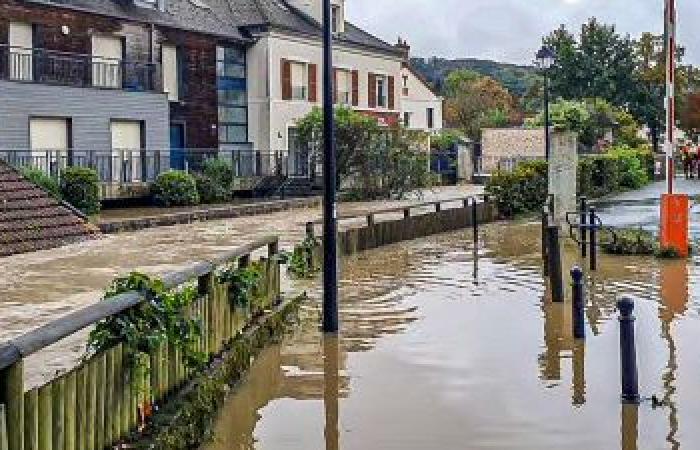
[205,222,700,450]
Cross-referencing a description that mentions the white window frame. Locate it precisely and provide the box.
[336,68,351,105]
[162,44,179,102]
[375,74,388,109]
[331,5,342,33]
[290,61,308,101]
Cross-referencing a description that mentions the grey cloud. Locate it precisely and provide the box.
[346,0,700,65]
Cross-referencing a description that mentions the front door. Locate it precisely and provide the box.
[170,124,185,170]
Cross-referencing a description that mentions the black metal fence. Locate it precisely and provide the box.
[0,149,314,184]
[0,45,157,91]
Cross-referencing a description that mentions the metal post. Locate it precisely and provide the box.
[542,210,549,276]
[547,225,563,303]
[617,296,640,404]
[544,72,550,161]
[589,207,597,272]
[321,0,338,334]
[306,221,315,240]
[571,266,585,340]
[472,198,478,252]
[580,197,588,258]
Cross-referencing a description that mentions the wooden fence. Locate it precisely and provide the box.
[0,236,281,450]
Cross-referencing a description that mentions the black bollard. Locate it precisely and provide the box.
[472,199,479,252]
[617,296,640,404]
[306,221,315,240]
[571,266,585,339]
[589,207,597,271]
[580,197,588,258]
[547,225,564,303]
[542,211,549,276]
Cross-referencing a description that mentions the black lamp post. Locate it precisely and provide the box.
[322,0,339,333]
[536,46,555,161]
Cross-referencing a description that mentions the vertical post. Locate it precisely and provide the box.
[366,214,374,227]
[472,199,478,251]
[617,296,640,404]
[0,360,24,450]
[580,197,588,258]
[322,0,339,334]
[589,207,597,271]
[544,72,550,161]
[403,208,411,219]
[542,210,549,276]
[571,266,585,340]
[435,202,441,213]
[547,225,563,303]
[665,0,676,194]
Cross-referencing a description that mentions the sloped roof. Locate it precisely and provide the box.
[0,162,98,257]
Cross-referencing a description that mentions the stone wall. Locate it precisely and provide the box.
[480,128,545,172]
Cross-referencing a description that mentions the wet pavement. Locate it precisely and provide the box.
[0,185,481,387]
[205,223,700,450]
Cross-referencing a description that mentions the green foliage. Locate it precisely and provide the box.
[21,167,61,200]
[194,158,234,204]
[216,264,263,307]
[608,145,650,189]
[87,272,205,370]
[60,166,101,215]
[151,170,200,207]
[484,160,548,218]
[286,235,320,279]
[431,130,463,151]
[601,228,656,255]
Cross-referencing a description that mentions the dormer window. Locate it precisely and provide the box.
[331,5,341,33]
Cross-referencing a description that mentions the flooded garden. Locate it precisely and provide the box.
[205,221,700,450]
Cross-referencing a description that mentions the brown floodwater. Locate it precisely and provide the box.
[0,186,481,388]
[204,222,700,450]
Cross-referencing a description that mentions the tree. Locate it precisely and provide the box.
[679,92,700,140]
[443,73,515,140]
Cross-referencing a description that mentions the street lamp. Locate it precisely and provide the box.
[536,46,555,161]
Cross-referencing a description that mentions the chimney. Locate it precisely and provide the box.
[395,36,411,60]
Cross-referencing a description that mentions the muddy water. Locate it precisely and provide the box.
[0,186,480,387]
[205,222,700,450]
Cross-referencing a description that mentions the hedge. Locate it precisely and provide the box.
[485,146,654,218]
[194,158,234,204]
[61,166,101,215]
[151,170,200,207]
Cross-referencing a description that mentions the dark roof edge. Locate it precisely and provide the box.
[23,0,252,44]
[402,62,442,97]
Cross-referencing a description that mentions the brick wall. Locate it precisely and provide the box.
[480,128,545,172]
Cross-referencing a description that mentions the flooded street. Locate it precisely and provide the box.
[205,222,700,450]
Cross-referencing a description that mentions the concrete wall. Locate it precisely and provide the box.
[480,128,545,172]
[400,66,442,132]
[548,131,578,226]
[247,31,403,152]
[0,80,169,150]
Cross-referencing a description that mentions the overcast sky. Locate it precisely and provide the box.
[346,0,700,66]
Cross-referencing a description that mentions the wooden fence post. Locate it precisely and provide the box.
[0,360,24,450]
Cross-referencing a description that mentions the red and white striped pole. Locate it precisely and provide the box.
[665,0,676,194]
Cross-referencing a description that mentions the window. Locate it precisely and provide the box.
[92,35,123,89]
[402,75,409,96]
[404,112,411,128]
[162,44,179,101]
[427,108,435,129]
[30,118,70,150]
[331,5,342,33]
[9,22,33,81]
[376,75,387,108]
[335,69,351,105]
[291,61,308,100]
[217,45,248,144]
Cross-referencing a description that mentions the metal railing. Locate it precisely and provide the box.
[0,45,158,92]
[0,149,316,185]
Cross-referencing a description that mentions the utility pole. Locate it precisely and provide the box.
[322,0,339,333]
[665,0,676,194]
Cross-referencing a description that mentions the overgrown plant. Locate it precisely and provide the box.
[20,167,61,200]
[217,263,263,307]
[87,272,206,370]
[61,166,101,215]
[286,235,320,279]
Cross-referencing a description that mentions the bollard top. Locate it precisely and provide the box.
[617,296,635,316]
[571,266,584,282]
[589,206,596,212]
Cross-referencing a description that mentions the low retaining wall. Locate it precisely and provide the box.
[99,197,321,233]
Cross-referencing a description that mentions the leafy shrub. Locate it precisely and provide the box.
[608,145,651,189]
[152,170,200,207]
[601,228,656,255]
[194,158,234,204]
[21,167,61,200]
[485,160,548,218]
[61,166,101,215]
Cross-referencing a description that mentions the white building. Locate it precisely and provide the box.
[242,0,442,175]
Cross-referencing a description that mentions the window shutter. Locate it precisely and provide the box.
[333,68,338,104]
[368,73,376,108]
[388,76,395,110]
[351,70,359,106]
[281,59,292,100]
[308,63,318,102]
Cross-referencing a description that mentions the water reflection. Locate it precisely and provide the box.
[621,404,639,450]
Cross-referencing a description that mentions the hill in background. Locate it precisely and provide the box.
[410,57,539,97]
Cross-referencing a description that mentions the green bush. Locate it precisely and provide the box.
[194,158,234,204]
[151,170,200,207]
[485,160,548,218]
[601,228,656,255]
[21,167,61,200]
[60,167,101,215]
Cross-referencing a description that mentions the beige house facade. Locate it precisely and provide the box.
[399,63,443,133]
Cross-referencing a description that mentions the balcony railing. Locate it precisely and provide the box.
[0,149,313,185]
[0,45,158,92]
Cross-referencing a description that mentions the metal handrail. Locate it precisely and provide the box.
[0,235,279,371]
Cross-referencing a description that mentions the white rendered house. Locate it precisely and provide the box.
[399,58,444,133]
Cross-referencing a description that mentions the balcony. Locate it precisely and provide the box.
[0,45,159,92]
